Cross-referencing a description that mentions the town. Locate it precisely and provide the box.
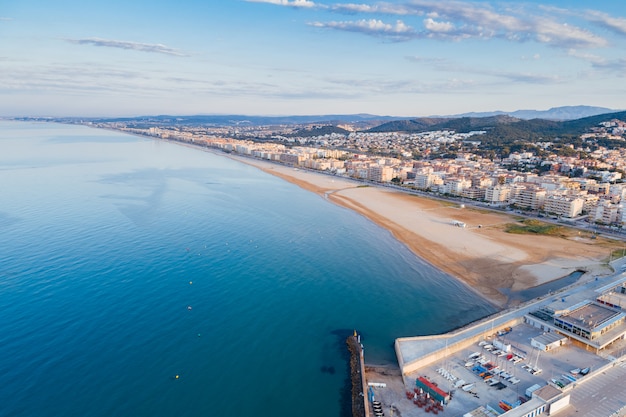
[83,116,626,230]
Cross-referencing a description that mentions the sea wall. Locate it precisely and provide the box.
[347,333,369,417]
[396,317,523,375]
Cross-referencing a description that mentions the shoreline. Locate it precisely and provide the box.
[221,153,617,308]
[127,134,620,308]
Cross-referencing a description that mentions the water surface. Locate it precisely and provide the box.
[0,121,495,417]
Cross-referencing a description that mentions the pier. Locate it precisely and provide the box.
[347,331,370,417]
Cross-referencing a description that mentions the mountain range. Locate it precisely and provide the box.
[441,105,618,121]
[39,105,620,128]
[368,110,626,145]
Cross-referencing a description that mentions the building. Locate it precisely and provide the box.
[368,165,394,182]
[530,332,568,352]
[442,177,471,195]
[552,302,625,342]
[543,195,584,218]
[485,185,512,204]
[461,187,486,200]
[594,200,621,224]
[414,173,443,190]
[515,185,547,210]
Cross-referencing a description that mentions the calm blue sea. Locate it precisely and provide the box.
[0,121,496,417]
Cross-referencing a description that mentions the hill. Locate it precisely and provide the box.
[286,125,351,137]
[368,111,626,145]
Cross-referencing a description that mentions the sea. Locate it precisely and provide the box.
[0,121,496,417]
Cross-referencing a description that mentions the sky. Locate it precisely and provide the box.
[1,0,625,117]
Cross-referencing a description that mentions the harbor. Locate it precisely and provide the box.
[361,262,626,417]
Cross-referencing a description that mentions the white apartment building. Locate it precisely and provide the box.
[515,185,547,210]
[368,165,394,182]
[543,195,584,218]
[485,185,512,204]
[441,178,471,195]
[594,200,621,224]
[582,194,600,214]
[414,173,443,190]
[461,187,486,200]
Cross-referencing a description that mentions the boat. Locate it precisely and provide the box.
[462,384,475,391]
[580,367,590,375]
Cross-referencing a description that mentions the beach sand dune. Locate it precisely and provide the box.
[230,156,617,307]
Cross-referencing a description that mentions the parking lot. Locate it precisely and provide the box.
[402,322,610,415]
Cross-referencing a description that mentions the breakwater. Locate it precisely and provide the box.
[347,332,369,417]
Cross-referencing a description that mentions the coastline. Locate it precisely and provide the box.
[221,153,617,307]
[133,135,620,308]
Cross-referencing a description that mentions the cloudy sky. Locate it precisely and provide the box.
[1,0,625,117]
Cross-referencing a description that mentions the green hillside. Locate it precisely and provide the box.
[368,111,626,145]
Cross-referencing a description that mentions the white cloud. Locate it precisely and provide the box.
[567,49,605,64]
[533,18,606,48]
[65,38,188,57]
[316,0,611,48]
[309,19,415,40]
[246,0,317,8]
[330,3,415,15]
[584,11,626,36]
[423,18,454,33]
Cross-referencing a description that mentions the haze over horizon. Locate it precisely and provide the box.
[1,0,625,118]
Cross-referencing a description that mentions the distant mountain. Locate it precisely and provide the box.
[87,113,413,127]
[449,105,618,121]
[286,125,351,137]
[367,110,626,145]
[33,106,618,128]
[368,115,521,133]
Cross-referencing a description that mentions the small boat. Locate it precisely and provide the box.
[580,367,590,375]
[570,368,581,375]
[462,383,475,391]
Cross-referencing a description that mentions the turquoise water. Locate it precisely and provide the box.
[0,122,495,417]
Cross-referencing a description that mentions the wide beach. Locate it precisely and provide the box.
[227,154,619,307]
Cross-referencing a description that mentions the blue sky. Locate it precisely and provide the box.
[1,0,625,117]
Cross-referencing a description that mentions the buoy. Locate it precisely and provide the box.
[175,375,179,379]
[187,306,192,310]
[197,333,201,337]
[189,281,193,285]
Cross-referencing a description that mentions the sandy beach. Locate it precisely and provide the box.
[225,153,620,307]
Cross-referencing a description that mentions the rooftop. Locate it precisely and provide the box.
[558,302,623,331]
